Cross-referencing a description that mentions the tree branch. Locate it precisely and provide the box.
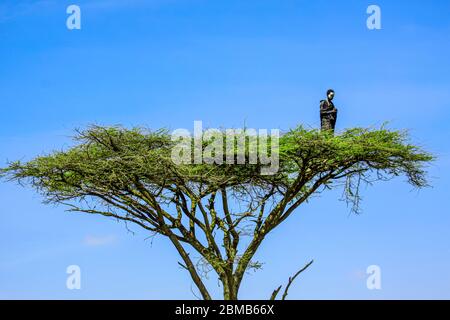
[270,259,314,300]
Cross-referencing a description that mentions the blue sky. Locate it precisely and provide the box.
[0,0,449,299]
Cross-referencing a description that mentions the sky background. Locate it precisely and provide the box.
[0,0,449,299]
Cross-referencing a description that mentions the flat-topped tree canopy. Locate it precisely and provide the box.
[0,124,433,300]
[2,124,431,198]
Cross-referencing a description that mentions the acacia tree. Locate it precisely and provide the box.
[1,125,433,299]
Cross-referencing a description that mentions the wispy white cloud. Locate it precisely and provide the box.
[350,269,367,281]
[83,234,117,247]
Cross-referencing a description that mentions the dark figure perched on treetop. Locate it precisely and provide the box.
[320,89,338,132]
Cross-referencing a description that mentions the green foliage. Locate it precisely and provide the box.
[0,124,434,299]
[1,125,432,200]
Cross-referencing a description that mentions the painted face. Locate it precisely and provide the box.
[328,91,335,100]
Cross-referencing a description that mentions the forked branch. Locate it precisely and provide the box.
[270,259,314,300]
